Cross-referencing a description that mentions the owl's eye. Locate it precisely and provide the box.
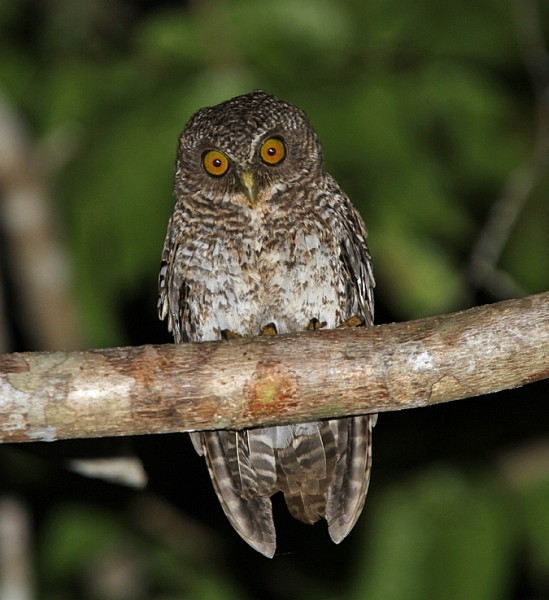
[260,137,286,165]
[202,149,230,177]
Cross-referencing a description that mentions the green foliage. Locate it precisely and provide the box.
[517,474,549,588]
[30,465,549,600]
[39,503,243,599]
[351,468,517,600]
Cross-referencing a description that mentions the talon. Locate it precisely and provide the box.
[260,322,278,336]
[307,318,327,331]
[221,329,241,340]
[339,315,364,328]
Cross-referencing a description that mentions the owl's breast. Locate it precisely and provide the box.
[180,200,347,339]
[184,228,265,340]
[255,207,345,333]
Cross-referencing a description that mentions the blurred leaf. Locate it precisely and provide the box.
[360,0,516,64]
[373,223,467,317]
[136,8,205,65]
[412,63,526,185]
[230,0,353,79]
[59,90,184,344]
[516,470,549,586]
[502,175,549,293]
[352,468,517,600]
[39,502,244,599]
[40,504,132,580]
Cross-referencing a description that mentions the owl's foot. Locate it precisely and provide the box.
[307,318,327,331]
[260,322,278,336]
[338,315,364,328]
[221,329,242,340]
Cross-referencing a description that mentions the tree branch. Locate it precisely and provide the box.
[0,292,547,444]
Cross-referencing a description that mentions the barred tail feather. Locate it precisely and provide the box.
[284,491,326,524]
[326,415,374,544]
[277,421,337,523]
[247,429,278,496]
[202,431,276,558]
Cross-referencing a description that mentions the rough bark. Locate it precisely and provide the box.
[0,292,547,443]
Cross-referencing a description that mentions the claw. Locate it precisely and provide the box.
[307,318,327,331]
[260,322,278,336]
[338,315,364,328]
[221,329,242,340]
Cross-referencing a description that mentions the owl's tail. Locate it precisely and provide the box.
[326,414,375,543]
[201,431,277,558]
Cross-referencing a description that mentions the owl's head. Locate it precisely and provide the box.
[175,91,324,207]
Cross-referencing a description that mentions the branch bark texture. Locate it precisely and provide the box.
[0,293,547,443]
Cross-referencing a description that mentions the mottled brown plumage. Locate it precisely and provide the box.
[158,91,376,557]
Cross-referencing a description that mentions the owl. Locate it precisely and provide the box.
[158,91,376,557]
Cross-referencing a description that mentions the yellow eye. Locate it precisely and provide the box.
[260,137,286,165]
[202,149,230,177]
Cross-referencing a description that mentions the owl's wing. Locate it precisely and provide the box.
[327,177,375,325]
[158,231,179,337]
[324,189,376,542]
[339,201,375,326]
[158,226,194,343]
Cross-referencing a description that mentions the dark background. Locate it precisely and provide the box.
[0,1,548,598]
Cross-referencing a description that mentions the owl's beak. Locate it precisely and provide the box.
[239,170,257,207]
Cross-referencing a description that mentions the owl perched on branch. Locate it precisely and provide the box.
[158,91,376,557]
